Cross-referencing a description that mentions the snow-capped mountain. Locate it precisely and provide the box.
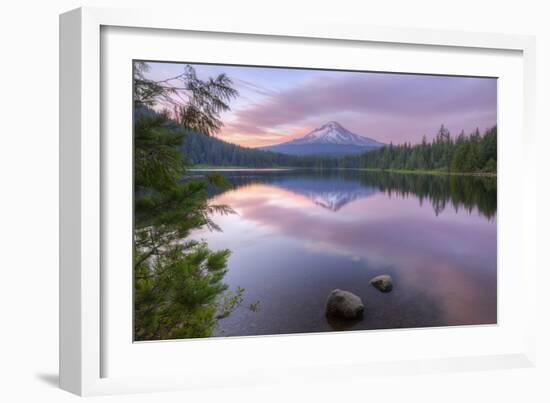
[289,121,382,146]
[260,122,385,156]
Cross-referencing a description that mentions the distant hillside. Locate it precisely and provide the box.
[181,130,337,168]
[260,143,379,157]
[133,106,335,168]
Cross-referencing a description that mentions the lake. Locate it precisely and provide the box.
[188,169,497,337]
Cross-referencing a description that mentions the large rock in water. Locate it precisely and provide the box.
[325,289,364,319]
[370,274,393,292]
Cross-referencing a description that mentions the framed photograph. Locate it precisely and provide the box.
[60,7,537,396]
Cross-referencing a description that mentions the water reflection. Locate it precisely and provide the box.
[188,170,497,336]
[198,170,497,219]
[275,177,377,211]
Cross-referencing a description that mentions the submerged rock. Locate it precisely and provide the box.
[370,274,393,292]
[325,289,364,319]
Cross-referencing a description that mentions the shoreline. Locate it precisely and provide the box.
[189,166,496,177]
[189,167,295,172]
[353,168,497,177]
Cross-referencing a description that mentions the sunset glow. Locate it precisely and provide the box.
[142,62,497,148]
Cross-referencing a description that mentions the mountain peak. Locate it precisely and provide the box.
[322,121,343,128]
[260,121,385,156]
[287,122,384,147]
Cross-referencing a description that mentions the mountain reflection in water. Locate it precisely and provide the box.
[187,169,497,337]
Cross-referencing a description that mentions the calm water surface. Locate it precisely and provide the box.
[188,169,497,336]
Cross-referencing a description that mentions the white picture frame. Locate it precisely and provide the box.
[60,6,537,396]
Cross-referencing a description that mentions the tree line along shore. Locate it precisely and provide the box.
[182,123,497,175]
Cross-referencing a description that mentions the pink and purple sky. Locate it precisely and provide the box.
[141,61,497,148]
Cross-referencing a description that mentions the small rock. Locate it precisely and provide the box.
[325,289,364,319]
[370,274,393,292]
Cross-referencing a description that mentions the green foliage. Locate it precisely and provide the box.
[340,125,497,173]
[134,242,232,340]
[134,113,185,192]
[483,158,497,173]
[182,125,497,174]
[133,62,242,341]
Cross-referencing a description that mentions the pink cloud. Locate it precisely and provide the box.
[220,73,497,147]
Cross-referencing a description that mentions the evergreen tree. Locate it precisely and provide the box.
[346,126,497,174]
[133,62,242,340]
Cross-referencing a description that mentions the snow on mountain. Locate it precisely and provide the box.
[260,122,385,156]
[287,121,384,147]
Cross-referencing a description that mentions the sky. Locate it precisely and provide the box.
[141,61,497,148]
